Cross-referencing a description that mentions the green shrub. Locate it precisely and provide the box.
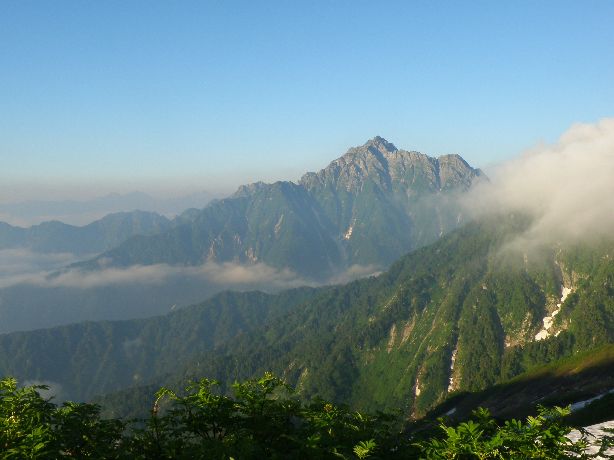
[1,375,612,459]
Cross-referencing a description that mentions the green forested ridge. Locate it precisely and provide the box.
[141,218,609,418]
[0,274,233,334]
[0,288,321,401]
[171,214,613,417]
[1,214,612,420]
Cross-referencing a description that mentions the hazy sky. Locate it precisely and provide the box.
[2,1,613,201]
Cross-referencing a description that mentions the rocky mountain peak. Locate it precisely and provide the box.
[299,138,485,195]
[362,136,397,154]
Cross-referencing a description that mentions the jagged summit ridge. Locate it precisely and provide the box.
[300,137,483,193]
[361,135,398,153]
[234,139,483,200]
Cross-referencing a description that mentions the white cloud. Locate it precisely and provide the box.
[0,261,313,291]
[0,250,383,293]
[328,264,382,285]
[465,118,614,247]
[0,249,84,288]
[0,249,80,276]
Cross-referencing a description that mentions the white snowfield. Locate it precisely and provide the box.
[567,420,614,458]
[535,286,572,341]
[565,389,614,458]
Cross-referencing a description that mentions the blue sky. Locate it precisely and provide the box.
[2,0,613,199]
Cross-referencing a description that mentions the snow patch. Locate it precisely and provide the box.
[568,420,614,458]
[343,225,353,240]
[382,292,399,311]
[535,285,573,341]
[296,367,309,393]
[566,390,614,457]
[560,286,572,303]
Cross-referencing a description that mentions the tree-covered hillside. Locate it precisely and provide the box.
[0,288,321,401]
[149,214,609,417]
[1,214,612,419]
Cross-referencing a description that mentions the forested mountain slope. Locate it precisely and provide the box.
[148,214,614,416]
[1,214,612,418]
[0,288,321,401]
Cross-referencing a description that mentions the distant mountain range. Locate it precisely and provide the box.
[0,190,216,227]
[0,210,173,255]
[76,137,485,280]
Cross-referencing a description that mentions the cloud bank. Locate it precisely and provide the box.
[465,118,614,247]
[0,249,84,288]
[0,262,310,291]
[0,251,380,292]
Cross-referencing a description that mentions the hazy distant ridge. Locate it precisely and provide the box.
[0,190,215,227]
[0,210,173,255]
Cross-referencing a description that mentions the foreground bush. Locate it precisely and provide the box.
[1,375,612,459]
[418,406,613,459]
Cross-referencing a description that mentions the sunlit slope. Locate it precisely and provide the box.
[174,214,613,416]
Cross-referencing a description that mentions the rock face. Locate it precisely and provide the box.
[298,137,485,273]
[82,137,485,280]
